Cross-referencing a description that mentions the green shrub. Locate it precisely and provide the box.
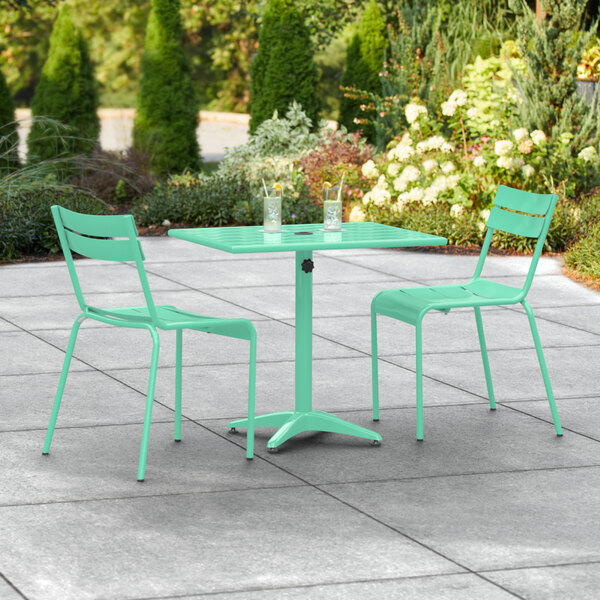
[249,0,320,133]
[564,221,600,280]
[0,67,19,173]
[133,0,200,176]
[27,4,99,163]
[0,188,105,260]
[134,173,252,227]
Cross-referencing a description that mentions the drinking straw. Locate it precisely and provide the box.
[338,172,346,201]
[262,178,269,197]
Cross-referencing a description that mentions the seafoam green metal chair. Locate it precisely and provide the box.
[371,185,562,440]
[43,205,257,481]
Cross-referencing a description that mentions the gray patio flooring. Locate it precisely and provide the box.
[1,237,599,599]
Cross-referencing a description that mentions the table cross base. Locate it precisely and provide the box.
[228,410,382,450]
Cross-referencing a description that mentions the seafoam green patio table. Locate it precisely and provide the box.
[169,222,447,451]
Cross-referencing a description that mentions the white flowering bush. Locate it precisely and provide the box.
[357,86,600,229]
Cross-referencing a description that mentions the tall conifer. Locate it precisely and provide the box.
[338,0,386,142]
[249,0,321,133]
[133,0,200,176]
[27,3,99,162]
[0,66,20,172]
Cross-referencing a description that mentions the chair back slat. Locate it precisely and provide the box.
[51,205,158,323]
[493,184,553,215]
[59,208,134,238]
[471,186,558,299]
[64,229,141,262]
[486,207,545,238]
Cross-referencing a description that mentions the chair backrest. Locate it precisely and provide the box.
[471,185,557,297]
[51,205,158,322]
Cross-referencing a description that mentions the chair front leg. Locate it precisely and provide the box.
[43,314,86,455]
[175,329,182,442]
[138,327,161,481]
[522,300,563,436]
[246,330,257,459]
[416,319,424,441]
[371,308,380,421]
[474,306,496,410]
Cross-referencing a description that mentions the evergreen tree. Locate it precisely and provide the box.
[133,0,200,176]
[27,3,99,162]
[338,0,386,142]
[249,0,321,133]
[512,0,600,150]
[0,65,20,172]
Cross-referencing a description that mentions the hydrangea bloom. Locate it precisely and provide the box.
[387,143,414,163]
[467,107,478,119]
[496,156,513,169]
[531,130,546,146]
[513,128,529,142]
[450,204,466,218]
[407,187,425,201]
[494,140,514,156]
[448,89,467,106]
[349,205,365,222]
[518,138,534,154]
[441,161,456,174]
[405,103,427,124]
[578,145,598,162]
[473,155,485,167]
[441,142,455,154]
[400,165,421,182]
[423,159,437,172]
[441,101,457,116]
[521,164,535,178]
[388,163,401,177]
[361,159,379,178]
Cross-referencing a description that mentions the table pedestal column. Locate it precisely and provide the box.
[228,250,382,451]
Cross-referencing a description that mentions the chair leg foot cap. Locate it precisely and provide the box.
[174,439,181,443]
[137,479,144,483]
[42,452,49,456]
[416,438,423,442]
[372,418,379,422]
[267,447,279,454]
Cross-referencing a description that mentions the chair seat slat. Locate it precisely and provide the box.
[65,229,138,261]
[487,206,544,238]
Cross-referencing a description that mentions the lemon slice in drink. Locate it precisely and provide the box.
[273,182,283,190]
[323,181,332,189]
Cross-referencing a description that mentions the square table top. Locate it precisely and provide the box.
[168,222,447,254]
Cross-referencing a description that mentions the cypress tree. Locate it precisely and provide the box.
[512,0,600,150]
[0,66,20,172]
[249,0,321,133]
[27,3,99,162]
[133,0,201,176]
[338,0,386,142]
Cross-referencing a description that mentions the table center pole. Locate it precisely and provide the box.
[295,250,313,412]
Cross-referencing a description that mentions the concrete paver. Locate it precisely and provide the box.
[1,240,599,599]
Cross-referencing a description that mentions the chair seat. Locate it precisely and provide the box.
[85,305,254,339]
[372,278,522,325]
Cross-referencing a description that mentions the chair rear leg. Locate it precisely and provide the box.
[371,309,380,421]
[246,332,257,459]
[175,329,182,442]
[474,306,496,410]
[43,315,85,455]
[522,300,562,436]
[138,328,161,481]
[416,320,424,441]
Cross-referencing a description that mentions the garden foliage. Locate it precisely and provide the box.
[0,187,105,259]
[249,0,320,133]
[511,0,600,151]
[133,0,201,176]
[0,66,19,173]
[27,3,99,162]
